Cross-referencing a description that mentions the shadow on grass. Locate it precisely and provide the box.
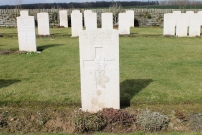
[37,44,64,51]
[130,32,139,34]
[120,79,153,108]
[0,79,21,89]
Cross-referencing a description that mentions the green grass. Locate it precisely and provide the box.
[1,27,202,107]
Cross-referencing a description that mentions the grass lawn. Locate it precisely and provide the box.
[1,27,202,110]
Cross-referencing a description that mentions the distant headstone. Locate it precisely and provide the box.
[72,10,80,14]
[20,10,29,16]
[163,13,175,36]
[101,13,113,30]
[79,29,120,113]
[59,10,68,28]
[71,10,83,37]
[189,14,200,37]
[84,10,92,27]
[176,13,188,37]
[85,13,97,30]
[37,12,50,35]
[173,11,181,14]
[173,11,181,26]
[198,11,202,26]
[17,16,37,51]
[126,10,134,27]
[118,13,130,35]
[198,11,202,14]
[186,11,194,27]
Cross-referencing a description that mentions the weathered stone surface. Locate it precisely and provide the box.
[2,9,202,27]
[79,29,120,113]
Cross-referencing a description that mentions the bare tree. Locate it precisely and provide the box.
[14,0,23,10]
[7,0,23,26]
[109,2,123,25]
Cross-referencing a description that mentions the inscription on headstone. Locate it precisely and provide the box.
[79,29,120,112]
[17,16,37,51]
[37,12,50,35]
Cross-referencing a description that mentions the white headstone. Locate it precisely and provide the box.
[101,13,113,30]
[20,10,29,17]
[173,11,181,14]
[176,13,188,37]
[84,10,92,27]
[173,11,181,26]
[198,11,202,26]
[85,13,97,30]
[37,12,50,35]
[59,10,68,28]
[71,11,83,37]
[118,13,130,35]
[79,29,120,113]
[163,13,175,36]
[186,11,194,27]
[126,10,134,27]
[17,16,37,51]
[198,11,202,14]
[72,10,80,14]
[189,14,200,37]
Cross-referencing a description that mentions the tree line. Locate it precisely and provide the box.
[0,1,159,9]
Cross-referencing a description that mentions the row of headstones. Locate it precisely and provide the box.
[17,10,51,51]
[18,10,120,113]
[164,11,202,37]
[59,9,135,35]
[17,10,135,52]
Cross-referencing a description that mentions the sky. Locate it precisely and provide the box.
[0,0,145,6]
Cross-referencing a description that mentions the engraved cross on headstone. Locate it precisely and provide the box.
[24,33,30,43]
[83,47,115,89]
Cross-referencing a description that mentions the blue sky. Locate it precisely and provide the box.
[0,0,146,6]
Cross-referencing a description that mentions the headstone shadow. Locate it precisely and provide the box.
[37,44,64,51]
[120,79,153,108]
[0,79,21,89]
